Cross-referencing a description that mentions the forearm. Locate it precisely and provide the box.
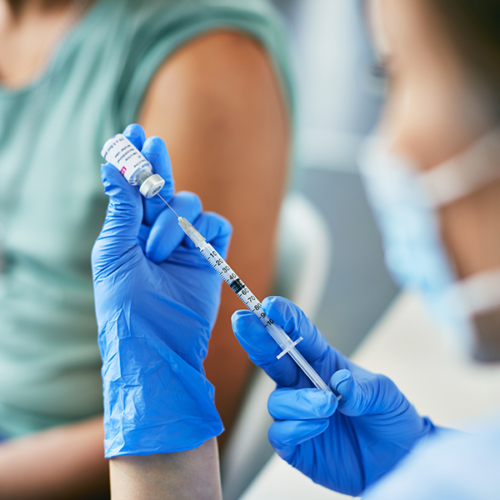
[109,438,222,500]
[0,416,108,500]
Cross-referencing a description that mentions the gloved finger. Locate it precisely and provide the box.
[123,123,146,151]
[92,163,143,272]
[268,419,330,460]
[137,224,150,253]
[184,212,232,258]
[146,191,202,263]
[262,297,332,366]
[232,309,298,386]
[268,388,338,421]
[141,136,175,226]
[232,298,343,388]
[330,369,391,417]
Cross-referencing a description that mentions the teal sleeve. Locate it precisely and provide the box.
[114,0,294,129]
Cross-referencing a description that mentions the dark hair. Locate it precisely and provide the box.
[431,0,500,102]
[7,0,72,15]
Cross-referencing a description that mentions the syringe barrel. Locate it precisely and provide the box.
[101,134,165,198]
[178,217,206,248]
[176,217,335,394]
[265,322,300,352]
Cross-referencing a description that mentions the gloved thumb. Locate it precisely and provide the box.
[268,419,330,463]
[92,163,143,277]
[330,369,376,417]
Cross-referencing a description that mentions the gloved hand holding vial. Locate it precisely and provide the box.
[95,124,232,456]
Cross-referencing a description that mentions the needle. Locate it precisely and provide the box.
[157,193,180,218]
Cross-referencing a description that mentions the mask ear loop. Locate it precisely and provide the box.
[421,130,500,319]
[419,129,500,209]
[448,269,500,319]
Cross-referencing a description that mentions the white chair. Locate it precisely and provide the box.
[221,192,333,500]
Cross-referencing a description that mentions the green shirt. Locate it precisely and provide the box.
[0,0,292,437]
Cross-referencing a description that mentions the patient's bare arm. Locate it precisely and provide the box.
[110,439,222,500]
[106,31,288,498]
[0,28,288,500]
[140,31,289,440]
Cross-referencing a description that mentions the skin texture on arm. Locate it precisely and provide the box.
[139,31,290,441]
[110,439,221,500]
[0,416,109,500]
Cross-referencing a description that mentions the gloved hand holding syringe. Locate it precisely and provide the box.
[101,133,340,398]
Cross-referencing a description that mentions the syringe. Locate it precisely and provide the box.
[174,210,336,394]
[102,134,338,396]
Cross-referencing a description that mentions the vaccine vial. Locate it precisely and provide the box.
[101,134,165,198]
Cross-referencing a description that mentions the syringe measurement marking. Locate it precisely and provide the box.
[200,245,275,329]
[173,215,334,394]
[199,242,337,395]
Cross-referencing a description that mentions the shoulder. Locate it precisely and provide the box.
[149,31,275,99]
[140,30,288,132]
[109,0,291,127]
[364,422,500,500]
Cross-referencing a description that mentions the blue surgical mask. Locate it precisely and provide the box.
[358,132,500,357]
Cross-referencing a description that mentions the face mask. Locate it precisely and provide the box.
[358,131,500,359]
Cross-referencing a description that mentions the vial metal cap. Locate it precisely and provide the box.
[139,174,165,198]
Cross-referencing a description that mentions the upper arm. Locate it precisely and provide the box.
[138,30,290,288]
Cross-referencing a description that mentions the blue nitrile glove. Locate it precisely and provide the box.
[232,297,435,496]
[92,124,232,458]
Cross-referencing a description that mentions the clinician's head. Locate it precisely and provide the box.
[367,0,500,360]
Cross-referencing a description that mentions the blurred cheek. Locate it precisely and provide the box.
[440,180,500,278]
[378,68,500,281]
[379,70,477,170]
[372,0,500,355]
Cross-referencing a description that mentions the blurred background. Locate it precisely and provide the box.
[272,0,397,356]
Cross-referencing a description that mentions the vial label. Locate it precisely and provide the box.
[101,134,151,185]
